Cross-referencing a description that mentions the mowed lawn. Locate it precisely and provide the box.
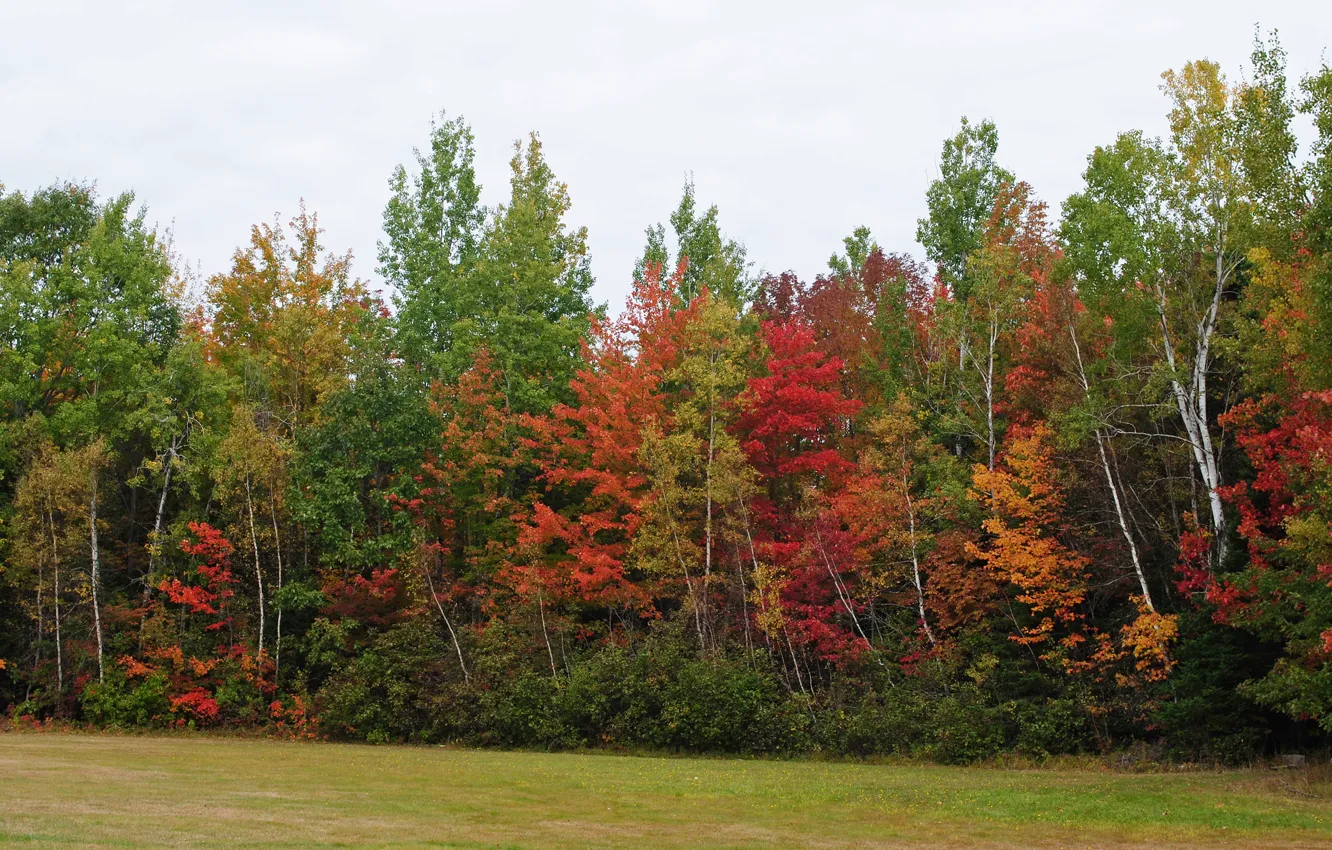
[1,734,1329,849]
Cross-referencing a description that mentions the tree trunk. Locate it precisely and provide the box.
[422,556,469,683]
[1156,277,1228,567]
[245,475,265,656]
[1069,324,1155,611]
[147,443,176,575]
[902,463,936,645]
[270,500,283,681]
[88,472,104,682]
[702,406,716,648]
[50,511,62,694]
[538,594,557,679]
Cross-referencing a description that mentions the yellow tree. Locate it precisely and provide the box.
[214,408,290,659]
[969,425,1090,669]
[10,438,108,690]
[207,204,369,431]
[634,293,752,652]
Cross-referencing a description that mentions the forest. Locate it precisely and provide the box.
[2,35,1331,764]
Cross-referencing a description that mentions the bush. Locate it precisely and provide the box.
[1008,698,1091,758]
[922,695,1006,764]
[318,619,460,743]
[81,672,170,727]
[1155,614,1274,764]
[652,658,809,754]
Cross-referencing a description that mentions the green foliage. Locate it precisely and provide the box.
[379,111,486,371]
[916,117,1014,298]
[1155,613,1275,764]
[635,177,750,307]
[6,33,1332,765]
[827,225,878,278]
[80,671,170,727]
[318,619,464,744]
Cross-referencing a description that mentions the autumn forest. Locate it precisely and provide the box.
[2,35,1331,763]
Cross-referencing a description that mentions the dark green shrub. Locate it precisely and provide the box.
[80,671,170,727]
[318,619,460,743]
[1009,698,1091,758]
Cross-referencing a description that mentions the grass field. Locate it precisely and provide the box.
[0,734,1329,849]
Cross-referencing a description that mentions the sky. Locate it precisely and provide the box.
[3,1,1329,313]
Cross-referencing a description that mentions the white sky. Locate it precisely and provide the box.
[3,2,1329,313]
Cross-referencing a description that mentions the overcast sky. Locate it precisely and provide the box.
[3,2,1329,312]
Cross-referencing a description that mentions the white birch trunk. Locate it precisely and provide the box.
[245,475,265,656]
[88,474,104,682]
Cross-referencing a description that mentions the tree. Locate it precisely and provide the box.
[9,438,84,700]
[737,315,866,668]
[837,396,949,648]
[214,408,290,657]
[461,133,598,413]
[1060,56,1284,569]
[521,262,691,626]
[917,117,1014,300]
[827,226,878,279]
[970,425,1090,668]
[0,182,179,464]
[635,177,750,307]
[1215,391,1332,728]
[207,204,370,430]
[636,292,753,651]
[379,111,486,371]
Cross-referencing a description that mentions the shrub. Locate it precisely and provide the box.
[81,671,170,727]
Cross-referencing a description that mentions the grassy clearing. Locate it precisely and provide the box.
[0,733,1328,848]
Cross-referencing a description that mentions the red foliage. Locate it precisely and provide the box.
[269,695,320,739]
[516,263,695,614]
[321,568,405,625]
[1206,391,1332,625]
[158,522,237,630]
[739,319,861,482]
[170,687,220,723]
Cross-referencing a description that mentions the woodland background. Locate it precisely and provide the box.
[2,34,1331,763]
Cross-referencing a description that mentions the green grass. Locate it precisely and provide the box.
[0,733,1328,848]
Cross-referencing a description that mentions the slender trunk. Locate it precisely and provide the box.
[734,547,752,655]
[50,511,63,694]
[1098,434,1154,607]
[269,500,283,681]
[985,316,997,473]
[422,557,469,683]
[702,407,716,647]
[737,497,764,657]
[1070,325,1154,610]
[538,594,558,679]
[812,529,872,649]
[784,628,808,695]
[660,487,705,650]
[147,446,175,575]
[35,513,45,666]
[956,334,967,458]
[901,462,936,645]
[245,475,265,656]
[88,473,104,682]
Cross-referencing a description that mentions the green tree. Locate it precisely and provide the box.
[0,182,178,451]
[379,112,486,372]
[827,225,878,278]
[464,133,598,413]
[916,117,1014,300]
[635,294,753,652]
[635,177,750,307]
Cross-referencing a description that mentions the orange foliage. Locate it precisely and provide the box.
[969,425,1090,665]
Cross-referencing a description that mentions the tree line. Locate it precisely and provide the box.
[2,34,1331,761]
